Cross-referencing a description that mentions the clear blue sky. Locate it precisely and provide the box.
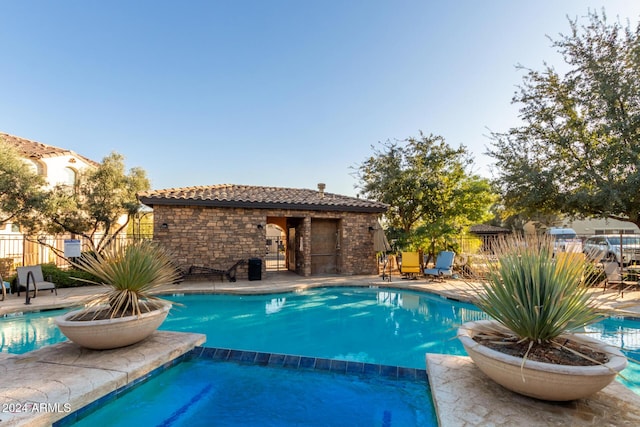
[1,1,639,197]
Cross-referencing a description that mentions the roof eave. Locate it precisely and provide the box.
[138,197,387,213]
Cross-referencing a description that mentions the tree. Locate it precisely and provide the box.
[0,139,46,225]
[355,132,496,256]
[489,10,640,227]
[35,152,150,254]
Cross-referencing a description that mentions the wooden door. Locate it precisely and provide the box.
[311,219,338,274]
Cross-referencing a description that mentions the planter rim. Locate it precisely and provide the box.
[458,319,628,375]
[55,302,171,327]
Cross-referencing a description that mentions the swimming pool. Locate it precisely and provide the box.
[3,287,640,389]
[62,351,437,427]
[0,308,69,353]
[159,288,476,368]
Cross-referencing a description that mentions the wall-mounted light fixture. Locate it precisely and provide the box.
[257,224,264,229]
[161,223,169,230]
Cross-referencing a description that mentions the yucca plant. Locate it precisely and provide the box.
[459,234,628,401]
[70,240,180,320]
[472,234,603,345]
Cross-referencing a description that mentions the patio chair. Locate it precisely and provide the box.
[400,252,421,279]
[424,251,455,281]
[555,251,585,266]
[601,261,638,297]
[16,265,58,301]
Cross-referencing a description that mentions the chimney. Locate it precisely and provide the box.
[317,183,326,198]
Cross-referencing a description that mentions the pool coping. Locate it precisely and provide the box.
[0,331,206,427]
[426,353,640,426]
[3,273,640,319]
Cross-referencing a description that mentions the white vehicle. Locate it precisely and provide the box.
[583,235,640,265]
[546,227,583,253]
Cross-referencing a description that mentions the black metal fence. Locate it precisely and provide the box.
[0,234,152,278]
[265,236,286,271]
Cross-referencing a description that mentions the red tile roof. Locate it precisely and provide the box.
[0,132,99,166]
[138,184,388,213]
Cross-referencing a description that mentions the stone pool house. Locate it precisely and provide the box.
[137,184,388,279]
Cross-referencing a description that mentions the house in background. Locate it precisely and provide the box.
[469,224,511,253]
[0,132,98,193]
[0,132,99,268]
[138,183,388,278]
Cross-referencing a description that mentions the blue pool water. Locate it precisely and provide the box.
[67,356,436,427]
[0,308,69,353]
[159,288,473,368]
[3,287,640,391]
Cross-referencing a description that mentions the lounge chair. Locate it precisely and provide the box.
[424,251,455,281]
[185,259,246,282]
[400,252,421,279]
[16,265,58,303]
[555,251,586,266]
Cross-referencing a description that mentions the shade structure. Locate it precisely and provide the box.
[372,224,391,253]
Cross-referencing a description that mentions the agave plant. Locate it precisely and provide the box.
[71,240,180,319]
[473,233,603,344]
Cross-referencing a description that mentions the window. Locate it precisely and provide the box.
[29,160,44,176]
[63,167,77,186]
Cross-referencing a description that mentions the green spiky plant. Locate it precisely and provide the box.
[471,234,603,350]
[70,240,180,320]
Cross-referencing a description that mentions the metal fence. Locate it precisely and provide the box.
[0,234,152,278]
[265,236,286,271]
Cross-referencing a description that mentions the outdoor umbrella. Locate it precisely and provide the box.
[372,222,392,281]
[372,223,391,253]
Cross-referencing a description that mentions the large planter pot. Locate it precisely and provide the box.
[55,303,171,350]
[458,319,628,401]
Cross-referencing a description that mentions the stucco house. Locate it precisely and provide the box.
[138,183,388,278]
[0,132,98,192]
[0,132,98,234]
[0,132,98,268]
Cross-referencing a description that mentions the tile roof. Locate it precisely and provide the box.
[469,224,511,234]
[138,184,388,213]
[0,132,99,166]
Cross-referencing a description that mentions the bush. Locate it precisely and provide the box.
[40,263,102,288]
[471,234,603,342]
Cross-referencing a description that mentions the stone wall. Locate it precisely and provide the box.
[151,205,380,278]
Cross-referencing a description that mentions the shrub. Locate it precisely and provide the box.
[40,263,102,288]
[471,234,603,343]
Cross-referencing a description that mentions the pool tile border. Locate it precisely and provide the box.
[189,346,428,381]
[54,351,194,427]
[54,346,428,426]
